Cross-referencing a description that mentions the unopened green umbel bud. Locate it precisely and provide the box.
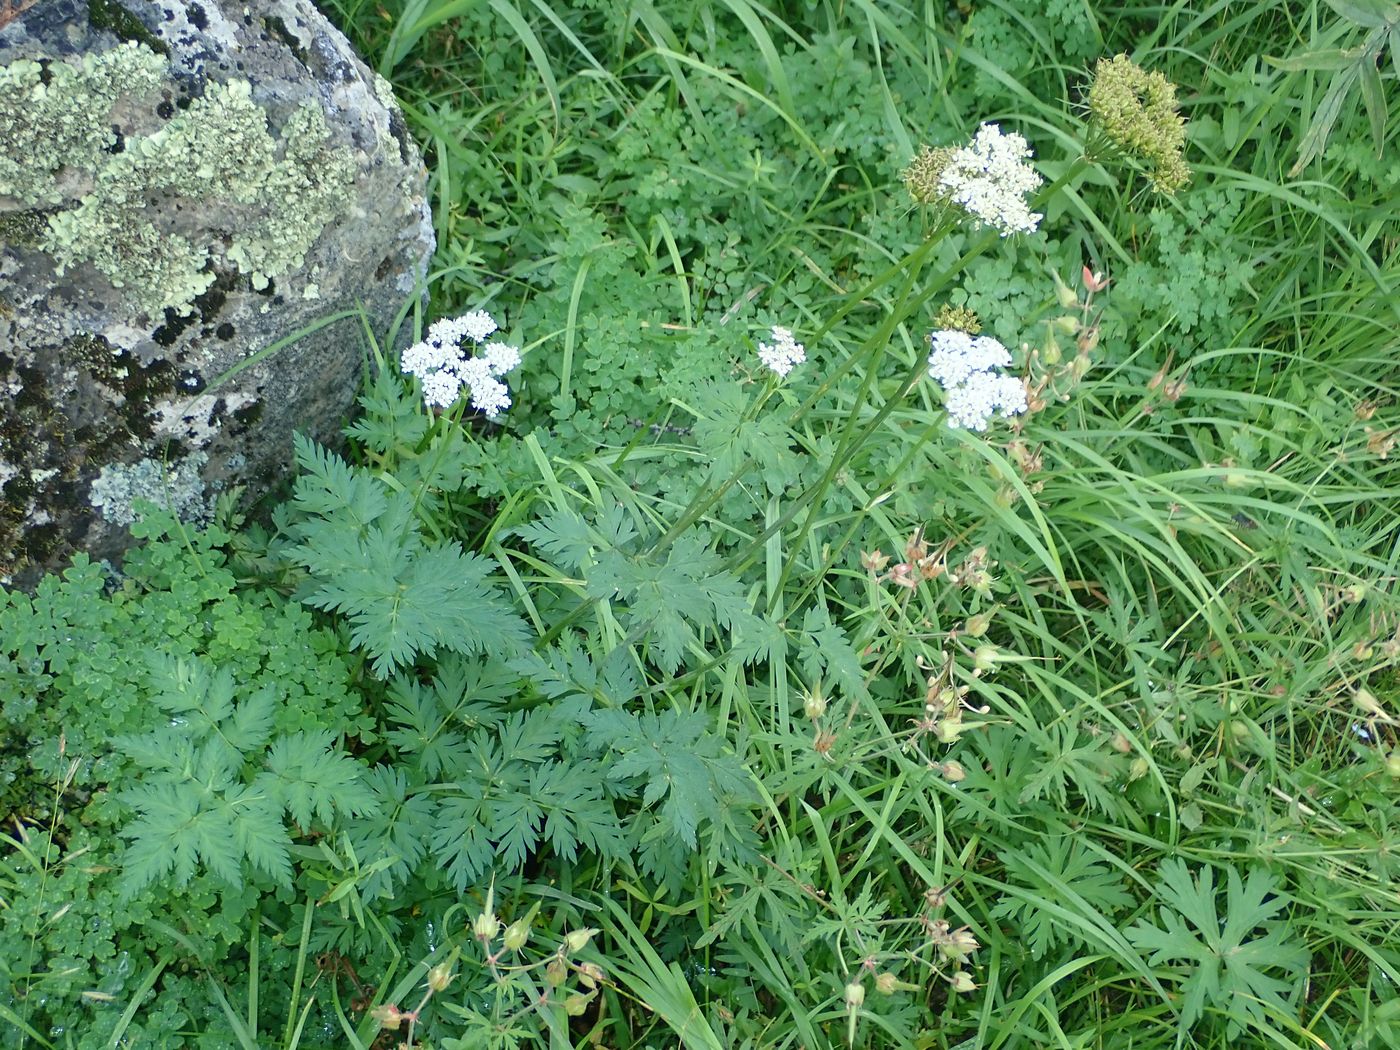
[844,980,866,1009]
[1087,54,1190,194]
[902,145,957,205]
[934,303,982,334]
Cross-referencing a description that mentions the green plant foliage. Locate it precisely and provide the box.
[0,512,371,1046]
[429,705,619,887]
[6,0,1400,1045]
[992,836,1135,961]
[584,708,755,850]
[1128,860,1310,1036]
[280,433,529,677]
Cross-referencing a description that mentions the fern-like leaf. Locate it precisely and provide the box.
[284,441,529,677]
[260,729,378,829]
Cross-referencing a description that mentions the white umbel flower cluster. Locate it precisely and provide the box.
[756,325,806,377]
[937,124,1043,237]
[927,329,1028,431]
[400,309,521,418]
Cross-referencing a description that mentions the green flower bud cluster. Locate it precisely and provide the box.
[934,303,982,335]
[901,144,957,205]
[1087,54,1190,195]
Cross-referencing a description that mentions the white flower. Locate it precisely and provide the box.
[937,123,1043,236]
[481,341,521,376]
[429,309,497,345]
[756,324,806,377]
[400,309,521,417]
[421,369,462,409]
[400,338,457,378]
[927,328,1026,431]
[927,330,1012,388]
[469,380,511,419]
[943,372,1027,430]
[456,357,512,419]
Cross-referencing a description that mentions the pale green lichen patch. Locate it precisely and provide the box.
[46,202,214,310]
[372,72,397,111]
[0,42,167,205]
[88,451,210,527]
[223,93,357,285]
[2,42,355,316]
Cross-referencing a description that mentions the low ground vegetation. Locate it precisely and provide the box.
[4,1,1400,1047]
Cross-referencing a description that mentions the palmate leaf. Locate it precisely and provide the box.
[514,503,640,575]
[1017,723,1121,816]
[119,724,368,894]
[346,766,437,900]
[796,603,868,702]
[122,678,277,769]
[226,784,295,886]
[692,383,802,494]
[434,798,497,890]
[532,761,626,860]
[514,508,597,573]
[513,639,642,708]
[222,683,277,754]
[288,432,388,528]
[383,680,471,779]
[113,649,376,895]
[145,653,234,725]
[992,836,1134,960]
[696,837,817,953]
[1126,860,1309,1036]
[590,535,762,675]
[345,361,432,455]
[427,709,612,890]
[584,708,755,849]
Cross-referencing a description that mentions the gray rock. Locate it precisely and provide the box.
[0,0,433,586]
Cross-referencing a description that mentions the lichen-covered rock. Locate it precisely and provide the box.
[0,0,433,585]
